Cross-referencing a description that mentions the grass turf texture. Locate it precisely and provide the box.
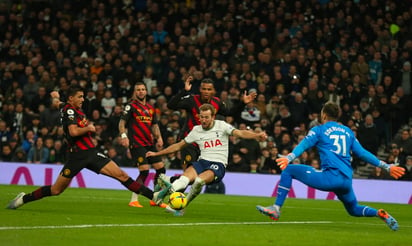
[1,185,411,246]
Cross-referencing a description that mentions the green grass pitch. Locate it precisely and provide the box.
[1,185,411,246]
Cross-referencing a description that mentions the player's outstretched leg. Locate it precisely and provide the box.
[6,192,26,209]
[186,177,205,205]
[156,174,171,190]
[378,209,399,231]
[256,205,281,221]
[165,205,185,216]
[153,176,172,204]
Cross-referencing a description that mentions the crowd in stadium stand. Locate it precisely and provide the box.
[0,0,411,181]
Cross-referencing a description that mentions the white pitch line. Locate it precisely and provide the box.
[0,221,332,230]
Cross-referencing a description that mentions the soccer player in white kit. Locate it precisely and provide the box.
[146,103,267,215]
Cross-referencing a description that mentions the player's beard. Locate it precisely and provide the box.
[137,95,146,102]
[201,95,211,102]
[201,120,214,130]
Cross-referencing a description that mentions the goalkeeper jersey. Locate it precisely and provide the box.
[291,121,383,178]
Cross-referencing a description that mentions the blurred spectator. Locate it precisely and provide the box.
[278,132,293,153]
[400,61,411,107]
[234,125,261,173]
[0,120,12,150]
[238,99,261,128]
[226,152,249,173]
[83,89,102,119]
[387,143,406,167]
[380,75,396,98]
[49,139,66,164]
[27,136,49,164]
[40,97,60,134]
[357,114,379,155]
[165,152,182,170]
[27,116,41,136]
[23,74,40,104]
[371,107,389,147]
[21,130,36,154]
[288,92,310,126]
[1,144,13,162]
[100,89,116,119]
[273,105,295,132]
[11,148,27,163]
[30,86,50,114]
[369,167,393,180]
[393,129,412,156]
[12,103,30,138]
[388,95,404,136]
[261,147,282,174]
[107,146,125,166]
[400,156,412,181]
[350,54,369,86]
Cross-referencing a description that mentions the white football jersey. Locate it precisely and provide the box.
[184,120,235,166]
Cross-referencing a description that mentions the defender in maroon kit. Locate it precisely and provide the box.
[119,82,166,208]
[7,85,155,209]
[167,76,257,170]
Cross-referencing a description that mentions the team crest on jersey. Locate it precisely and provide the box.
[63,169,71,176]
[77,118,88,127]
[185,155,192,162]
[67,109,75,120]
[124,105,131,112]
[137,156,144,163]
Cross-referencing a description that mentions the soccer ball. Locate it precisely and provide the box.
[168,192,187,210]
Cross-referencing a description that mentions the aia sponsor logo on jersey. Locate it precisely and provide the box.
[203,139,223,149]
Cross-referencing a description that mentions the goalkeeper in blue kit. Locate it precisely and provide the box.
[257,102,405,231]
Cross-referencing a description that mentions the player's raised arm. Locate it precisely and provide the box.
[241,89,257,104]
[351,138,405,179]
[146,140,188,157]
[167,75,193,110]
[184,75,193,92]
[232,128,267,141]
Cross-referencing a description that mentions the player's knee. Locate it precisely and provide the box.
[114,169,130,182]
[50,186,65,196]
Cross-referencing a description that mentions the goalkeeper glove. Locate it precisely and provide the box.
[388,164,405,179]
[276,154,295,170]
[379,161,405,179]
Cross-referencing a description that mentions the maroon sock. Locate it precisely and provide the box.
[23,185,52,203]
[136,170,149,184]
[121,178,153,200]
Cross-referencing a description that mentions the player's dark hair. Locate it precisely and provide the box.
[201,78,215,86]
[67,85,84,97]
[134,81,147,89]
[322,102,340,120]
[199,103,216,116]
